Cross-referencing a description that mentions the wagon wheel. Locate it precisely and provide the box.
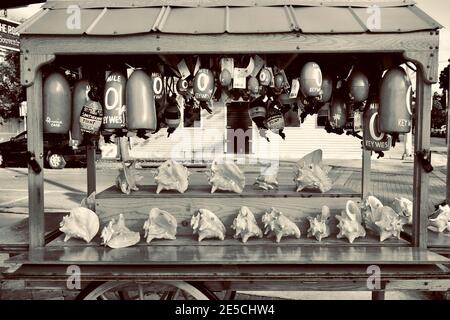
[76,281,218,300]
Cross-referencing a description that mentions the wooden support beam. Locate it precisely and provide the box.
[86,143,97,197]
[412,69,432,248]
[362,142,372,199]
[27,67,44,249]
[447,62,450,204]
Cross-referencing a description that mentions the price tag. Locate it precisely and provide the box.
[289,79,300,98]
[250,55,265,77]
[177,59,191,79]
[354,111,362,130]
[220,58,234,77]
[233,68,247,89]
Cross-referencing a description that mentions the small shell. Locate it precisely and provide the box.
[231,206,263,243]
[206,159,245,194]
[154,160,190,194]
[254,174,279,190]
[336,200,366,243]
[428,205,450,233]
[101,214,140,248]
[294,149,332,193]
[307,206,331,242]
[191,209,226,241]
[262,208,301,243]
[392,197,413,224]
[59,207,99,243]
[115,161,143,194]
[143,208,177,243]
[361,195,384,231]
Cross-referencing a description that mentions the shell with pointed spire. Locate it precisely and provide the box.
[206,159,245,194]
[115,161,143,194]
[392,197,413,224]
[101,214,140,248]
[262,208,301,243]
[143,208,177,243]
[59,207,99,243]
[294,149,332,193]
[307,206,331,242]
[336,200,366,243]
[191,209,226,241]
[428,205,450,233]
[154,160,190,194]
[231,206,263,243]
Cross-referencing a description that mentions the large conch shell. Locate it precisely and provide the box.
[392,197,413,224]
[262,208,301,243]
[231,206,263,243]
[154,160,190,194]
[143,208,177,243]
[101,214,140,248]
[294,149,332,193]
[362,196,406,241]
[428,205,450,233]
[206,159,245,194]
[59,207,99,243]
[115,160,143,194]
[191,209,226,241]
[336,200,366,243]
[307,206,331,242]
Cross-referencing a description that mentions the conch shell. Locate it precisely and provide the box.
[143,208,177,243]
[206,159,245,194]
[101,214,140,248]
[307,206,331,241]
[336,200,366,243]
[80,192,96,211]
[392,197,413,224]
[115,161,143,194]
[191,209,226,241]
[428,205,450,233]
[154,160,190,194]
[362,196,406,241]
[294,149,332,193]
[254,174,279,190]
[59,207,99,243]
[231,206,263,243]
[262,208,301,243]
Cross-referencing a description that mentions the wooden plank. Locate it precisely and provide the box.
[447,63,450,204]
[26,66,44,249]
[412,70,432,248]
[21,31,438,55]
[362,140,371,199]
[8,246,449,265]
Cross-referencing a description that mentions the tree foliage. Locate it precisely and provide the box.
[0,51,24,119]
[440,64,449,93]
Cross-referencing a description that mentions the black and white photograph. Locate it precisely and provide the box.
[0,0,449,309]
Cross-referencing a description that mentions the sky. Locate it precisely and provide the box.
[3,0,450,90]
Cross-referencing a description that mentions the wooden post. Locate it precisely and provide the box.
[27,68,44,249]
[412,70,432,248]
[362,132,372,199]
[447,61,450,204]
[87,142,96,197]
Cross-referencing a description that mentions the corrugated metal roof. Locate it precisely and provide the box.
[18,1,441,35]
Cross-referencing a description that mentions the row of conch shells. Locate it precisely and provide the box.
[336,200,366,243]
[262,208,301,243]
[361,196,406,242]
[116,161,143,194]
[154,160,190,194]
[307,206,331,242]
[206,159,246,194]
[428,204,450,233]
[59,192,99,243]
[294,150,332,193]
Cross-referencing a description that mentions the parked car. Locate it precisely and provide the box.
[0,131,101,169]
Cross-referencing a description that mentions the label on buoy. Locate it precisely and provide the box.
[80,100,103,134]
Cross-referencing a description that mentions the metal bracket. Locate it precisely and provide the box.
[415,149,434,173]
[20,52,55,87]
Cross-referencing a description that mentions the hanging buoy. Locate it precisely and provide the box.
[71,79,90,145]
[103,71,126,131]
[247,76,259,96]
[194,68,215,101]
[320,73,333,103]
[300,62,322,98]
[43,72,71,134]
[126,70,157,134]
[219,69,232,87]
[164,103,181,137]
[379,67,412,133]
[363,99,391,152]
[248,96,267,129]
[176,78,190,96]
[151,72,165,104]
[329,95,347,129]
[259,68,272,86]
[348,70,369,103]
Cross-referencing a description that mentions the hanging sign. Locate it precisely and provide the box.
[0,18,19,52]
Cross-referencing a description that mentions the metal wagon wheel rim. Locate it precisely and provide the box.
[77,281,216,300]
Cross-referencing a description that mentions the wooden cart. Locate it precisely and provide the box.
[2,0,450,300]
